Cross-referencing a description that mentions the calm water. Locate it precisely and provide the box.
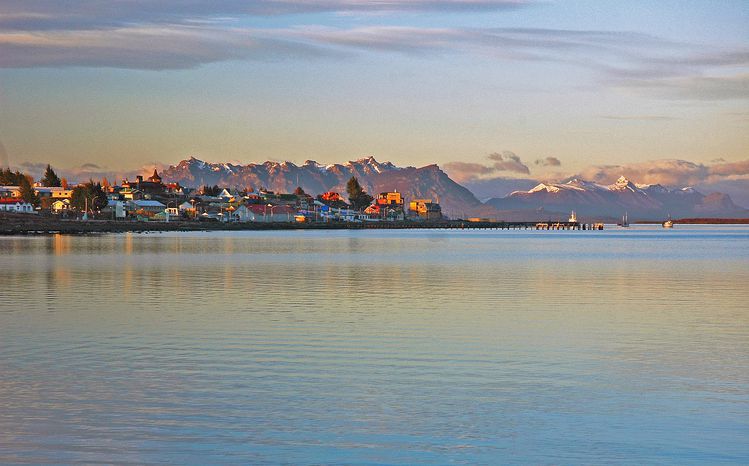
[1,226,748,464]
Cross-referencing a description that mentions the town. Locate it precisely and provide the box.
[0,165,443,224]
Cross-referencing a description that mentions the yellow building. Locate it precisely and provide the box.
[376,191,403,206]
[408,199,442,221]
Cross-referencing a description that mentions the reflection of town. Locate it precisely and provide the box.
[1,169,443,223]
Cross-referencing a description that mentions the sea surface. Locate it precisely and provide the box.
[1,225,748,464]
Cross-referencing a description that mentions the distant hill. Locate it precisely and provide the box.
[485,176,749,220]
[161,156,482,217]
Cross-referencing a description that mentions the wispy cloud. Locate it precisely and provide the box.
[615,73,749,101]
[599,115,680,121]
[445,151,531,182]
[0,2,746,102]
[534,156,561,166]
[488,151,530,174]
[442,161,496,183]
[0,26,339,69]
[0,1,534,31]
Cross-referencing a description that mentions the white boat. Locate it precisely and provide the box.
[662,215,673,228]
[620,212,629,227]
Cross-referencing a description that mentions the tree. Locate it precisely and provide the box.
[200,185,220,196]
[293,186,306,196]
[41,164,62,187]
[18,174,40,207]
[0,168,25,185]
[101,177,111,192]
[71,180,107,213]
[61,178,69,189]
[346,176,373,211]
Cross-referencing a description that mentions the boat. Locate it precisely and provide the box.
[662,215,673,229]
[619,212,629,227]
[568,211,577,223]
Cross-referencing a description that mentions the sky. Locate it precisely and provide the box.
[0,0,747,195]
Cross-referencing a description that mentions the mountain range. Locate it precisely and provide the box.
[486,176,748,220]
[161,156,482,217]
[161,157,748,220]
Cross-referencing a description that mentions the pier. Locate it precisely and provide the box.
[0,212,605,235]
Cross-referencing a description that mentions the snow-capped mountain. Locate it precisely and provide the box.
[487,176,748,220]
[161,156,481,216]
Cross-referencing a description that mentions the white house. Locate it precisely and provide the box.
[0,198,35,213]
[232,204,296,222]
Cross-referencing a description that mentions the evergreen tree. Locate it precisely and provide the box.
[346,176,373,211]
[61,178,69,189]
[71,180,107,213]
[293,186,306,196]
[41,164,62,187]
[18,175,40,207]
[0,168,25,185]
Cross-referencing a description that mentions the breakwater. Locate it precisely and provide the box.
[0,214,604,235]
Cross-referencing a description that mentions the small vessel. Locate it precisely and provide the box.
[568,211,577,223]
[620,212,629,227]
[662,215,673,229]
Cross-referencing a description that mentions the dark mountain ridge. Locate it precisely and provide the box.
[161,156,482,217]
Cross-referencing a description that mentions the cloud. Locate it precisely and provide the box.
[0,26,339,70]
[488,151,530,174]
[0,1,533,31]
[708,160,749,177]
[17,161,49,175]
[0,3,746,101]
[534,156,561,166]
[444,151,530,182]
[574,158,749,187]
[616,74,749,101]
[442,161,496,183]
[599,115,680,121]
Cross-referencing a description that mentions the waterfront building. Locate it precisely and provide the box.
[232,204,297,222]
[375,191,404,207]
[408,199,442,221]
[0,198,35,213]
[51,199,71,213]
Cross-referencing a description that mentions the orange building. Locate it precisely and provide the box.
[376,191,403,206]
[320,191,343,202]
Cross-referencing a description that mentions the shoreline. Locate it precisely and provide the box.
[0,215,580,235]
[2,214,748,236]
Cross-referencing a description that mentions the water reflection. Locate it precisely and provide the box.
[0,227,748,464]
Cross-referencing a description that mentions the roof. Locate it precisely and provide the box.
[132,200,165,207]
[245,204,297,215]
[0,198,29,204]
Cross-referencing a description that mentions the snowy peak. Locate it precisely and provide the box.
[528,183,560,193]
[345,156,397,174]
[487,175,747,220]
[610,175,641,192]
